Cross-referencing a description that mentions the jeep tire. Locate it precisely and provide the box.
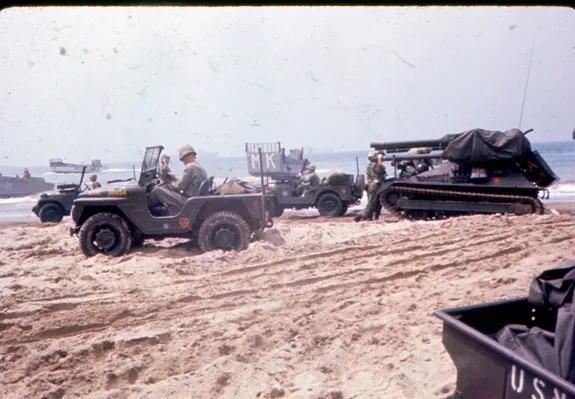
[198,211,250,252]
[79,212,132,257]
[39,203,64,223]
[317,193,343,217]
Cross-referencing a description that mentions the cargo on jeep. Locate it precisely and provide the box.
[69,145,275,257]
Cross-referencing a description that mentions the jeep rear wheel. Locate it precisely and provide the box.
[317,193,343,217]
[79,213,132,257]
[198,211,250,252]
[39,203,64,223]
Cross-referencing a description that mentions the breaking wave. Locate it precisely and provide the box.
[0,195,39,205]
[549,181,575,197]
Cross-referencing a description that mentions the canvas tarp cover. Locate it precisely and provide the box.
[442,128,531,164]
[216,178,260,195]
[496,259,575,383]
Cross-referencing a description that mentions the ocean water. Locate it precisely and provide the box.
[1,140,574,223]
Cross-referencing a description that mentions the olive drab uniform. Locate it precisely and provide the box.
[147,160,208,215]
[295,164,320,196]
[159,165,171,183]
[89,175,101,189]
[356,157,386,222]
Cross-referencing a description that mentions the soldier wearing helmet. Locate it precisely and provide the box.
[158,154,177,184]
[22,167,31,179]
[355,150,386,222]
[89,174,102,189]
[295,162,320,196]
[147,145,208,215]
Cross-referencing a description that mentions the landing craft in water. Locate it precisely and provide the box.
[49,158,107,174]
[0,173,55,198]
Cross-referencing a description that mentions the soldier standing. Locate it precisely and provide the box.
[147,145,208,215]
[355,151,386,222]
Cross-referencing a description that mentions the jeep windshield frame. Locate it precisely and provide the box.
[138,145,164,186]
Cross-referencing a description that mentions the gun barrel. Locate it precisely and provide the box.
[381,153,444,162]
[370,140,448,153]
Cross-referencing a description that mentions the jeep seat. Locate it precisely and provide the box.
[197,176,214,197]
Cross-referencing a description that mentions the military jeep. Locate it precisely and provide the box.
[245,142,365,217]
[32,166,89,223]
[69,145,275,257]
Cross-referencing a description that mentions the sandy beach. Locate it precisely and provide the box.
[1,203,575,399]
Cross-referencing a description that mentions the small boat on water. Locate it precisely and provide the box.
[0,174,55,198]
[49,158,107,174]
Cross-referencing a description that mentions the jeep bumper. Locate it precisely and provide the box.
[31,204,39,215]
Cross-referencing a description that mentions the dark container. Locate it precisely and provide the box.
[433,297,575,399]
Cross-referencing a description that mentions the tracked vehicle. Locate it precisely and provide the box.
[370,128,559,220]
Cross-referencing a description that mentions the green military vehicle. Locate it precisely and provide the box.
[245,142,365,217]
[32,166,89,223]
[69,145,275,257]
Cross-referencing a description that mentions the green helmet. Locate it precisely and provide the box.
[179,145,196,161]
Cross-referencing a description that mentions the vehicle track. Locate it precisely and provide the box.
[1,214,575,399]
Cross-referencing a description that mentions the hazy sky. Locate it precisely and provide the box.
[0,6,574,165]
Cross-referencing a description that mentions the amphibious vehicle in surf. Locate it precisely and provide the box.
[370,128,559,220]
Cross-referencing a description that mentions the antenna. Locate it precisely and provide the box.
[518,38,535,130]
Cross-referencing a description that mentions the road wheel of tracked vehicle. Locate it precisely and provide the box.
[198,211,251,253]
[39,203,64,223]
[79,213,132,257]
[317,193,343,217]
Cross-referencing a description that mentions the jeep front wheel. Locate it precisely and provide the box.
[39,203,64,223]
[198,211,250,252]
[79,213,132,257]
[317,193,343,217]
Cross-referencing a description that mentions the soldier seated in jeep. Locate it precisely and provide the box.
[147,145,208,216]
[295,163,320,196]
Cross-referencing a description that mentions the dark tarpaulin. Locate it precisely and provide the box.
[442,128,532,164]
[496,259,575,383]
